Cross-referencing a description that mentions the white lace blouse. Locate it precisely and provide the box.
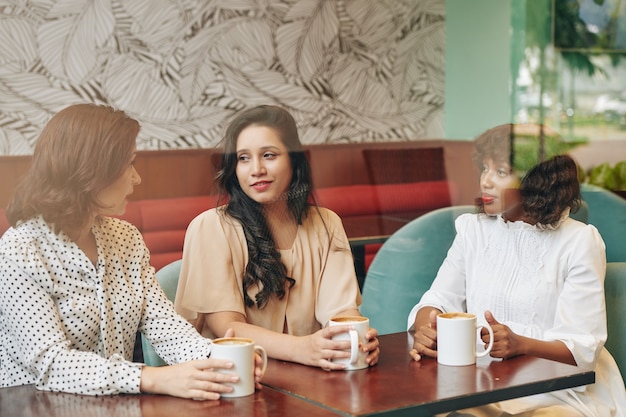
[408,213,626,416]
[0,216,211,395]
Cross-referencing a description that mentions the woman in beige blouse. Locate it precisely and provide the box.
[175,105,380,370]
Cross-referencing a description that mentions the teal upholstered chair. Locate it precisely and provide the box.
[360,205,475,335]
[141,259,183,366]
[581,184,626,262]
[570,199,588,224]
[604,262,626,382]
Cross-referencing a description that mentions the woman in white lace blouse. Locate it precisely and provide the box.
[0,104,262,399]
[407,124,625,416]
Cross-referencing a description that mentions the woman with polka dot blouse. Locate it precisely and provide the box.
[0,104,262,398]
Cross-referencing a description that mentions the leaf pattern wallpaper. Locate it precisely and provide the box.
[0,0,445,155]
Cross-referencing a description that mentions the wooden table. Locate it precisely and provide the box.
[261,332,596,417]
[0,333,595,417]
[0,383,339,417]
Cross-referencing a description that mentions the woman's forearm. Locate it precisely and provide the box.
[519,337,576,366]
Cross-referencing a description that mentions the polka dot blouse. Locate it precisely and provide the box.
[0,215,211,395]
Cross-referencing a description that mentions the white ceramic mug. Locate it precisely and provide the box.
[328,316,369,370]
[437,312,494,366]
[211,337,268,397]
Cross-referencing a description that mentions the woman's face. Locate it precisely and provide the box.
[480,158,519,216]
[96,151,141,216]
[235,125,293,206]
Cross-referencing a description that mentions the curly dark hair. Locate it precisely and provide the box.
[215,105,313,309]
[520,154,582,227]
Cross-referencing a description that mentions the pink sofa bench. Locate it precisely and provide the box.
[0,180,455,274]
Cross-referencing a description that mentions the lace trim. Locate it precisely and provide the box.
[470,215,549,329]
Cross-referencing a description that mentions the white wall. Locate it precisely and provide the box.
[444,0,513,140]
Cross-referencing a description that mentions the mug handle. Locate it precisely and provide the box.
[475,323,494,358]
[347,329,359,364]
[254,345,268,375]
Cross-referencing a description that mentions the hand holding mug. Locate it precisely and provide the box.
[328,316,371,370]
[482,310,522,360]
[410,308,440,361]
[437,312,494,366]
[210,337,268,397]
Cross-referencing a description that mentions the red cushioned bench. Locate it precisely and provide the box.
[0,180,455,276]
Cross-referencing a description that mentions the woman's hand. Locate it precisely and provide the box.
[482,310,576,365]
[482,310,523,360]
[253,350,265,390]
[363,327,380,367]
[300,325,354,370]
[410,309,439,361]
[140,358,238,400]
[299,325,381,371]
[223,327,265,389]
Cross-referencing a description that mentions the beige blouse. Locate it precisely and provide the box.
[175,206,361,338]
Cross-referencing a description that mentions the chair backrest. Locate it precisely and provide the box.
[141,259,182,366]
[604,262,626,382]
[360,205,475,335]
[570,199,588,224]
[581,184,626,262]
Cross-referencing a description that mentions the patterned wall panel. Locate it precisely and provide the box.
[0,0,445,155]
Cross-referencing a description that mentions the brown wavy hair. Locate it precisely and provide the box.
[7,104,140,238]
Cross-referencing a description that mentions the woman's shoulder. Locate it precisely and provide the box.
[187,206,244,237]
[189,206,221,225]
[560,217,604,241]
[452,212,505,238]
[455,212,489,228]
[309,206,340,221]
[97,217,147,248]
[191,206,239,226]
[305,206,344,230]
[550,218,606,259]
[99,216,142,236]
[0,217,47,248]
[0,217,69,265]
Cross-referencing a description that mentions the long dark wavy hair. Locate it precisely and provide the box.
[215,105,314,309]
[6,104,139,238]
[520,154,582,227]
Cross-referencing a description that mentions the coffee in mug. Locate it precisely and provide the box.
[436,312,493,366]
[328,316,369,370]
[211,337,268,397]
